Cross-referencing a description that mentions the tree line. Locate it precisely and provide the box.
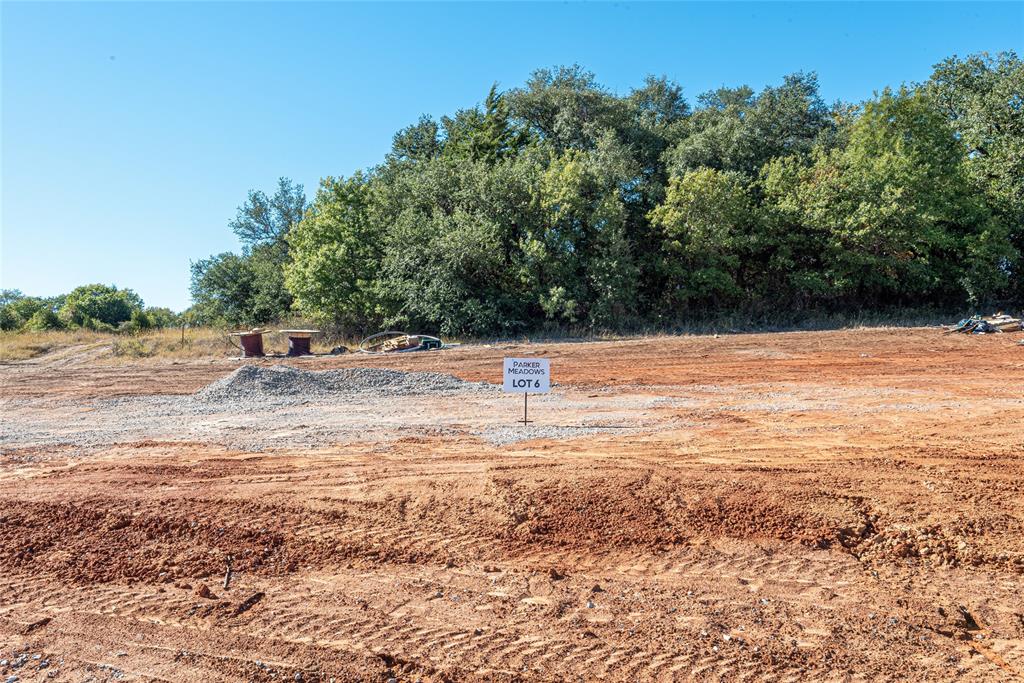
[189,52,1024,334]
[0,285,179,333]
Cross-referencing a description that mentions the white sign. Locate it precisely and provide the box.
[503,357,551,393]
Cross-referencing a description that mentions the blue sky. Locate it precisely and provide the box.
[3,2,1021,311]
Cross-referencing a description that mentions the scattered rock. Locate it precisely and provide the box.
[195,584,216,599]
[232,591,265,616]
[20,617,51,634]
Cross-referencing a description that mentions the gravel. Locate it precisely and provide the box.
[0,366,666,455]
[2,366,513,454]
[193,365,491,404]
[476,424,638,446]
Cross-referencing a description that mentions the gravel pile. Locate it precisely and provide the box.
[194,365,491,403]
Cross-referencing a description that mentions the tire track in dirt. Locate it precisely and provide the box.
[4,554,1016,682]
[2,328,1023,681]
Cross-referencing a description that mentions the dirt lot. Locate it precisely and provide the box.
[1,328,1022,682]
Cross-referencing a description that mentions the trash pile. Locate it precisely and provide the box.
[947,313,1022,334]
[359,331,448,354]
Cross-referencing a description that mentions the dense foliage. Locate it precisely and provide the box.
[198,52,1022,334]
[0,286,177,333]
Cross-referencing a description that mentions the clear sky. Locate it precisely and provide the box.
[3,1,1021,311]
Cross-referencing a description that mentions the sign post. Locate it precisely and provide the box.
[503,357,551,424]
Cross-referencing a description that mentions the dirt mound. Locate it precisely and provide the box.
[193,365,489,402]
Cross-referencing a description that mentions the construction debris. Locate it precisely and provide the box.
[947,313,1022,334]
[359,331,447,354]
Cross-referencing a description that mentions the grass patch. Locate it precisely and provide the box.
[108,327,235,360]
[0,329,108,362]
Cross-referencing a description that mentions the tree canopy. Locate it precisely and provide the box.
[192,52,1023,332]
[191,178,305,325]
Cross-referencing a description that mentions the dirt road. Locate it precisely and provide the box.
[1,328,1022,681]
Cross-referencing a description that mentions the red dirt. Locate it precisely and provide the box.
[1,328,1022,681]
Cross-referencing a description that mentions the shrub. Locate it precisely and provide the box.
[111,337,153,358]
[23,308,64,331]
[59,284,143,329]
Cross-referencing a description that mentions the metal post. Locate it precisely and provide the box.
[523,392,529,425]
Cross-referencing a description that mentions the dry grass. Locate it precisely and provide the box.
[108,328,343,360]
[0,308,975,364]
[0,329,109,362]
[107,327,237,360]
[0,327,348,363]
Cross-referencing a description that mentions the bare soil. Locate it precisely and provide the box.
[1,328,1022,682]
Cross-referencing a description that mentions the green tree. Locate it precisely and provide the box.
[0,306,18,331]
[756,155,834,306]
[191,179,306,324]
[372,152,539,335]
[381,210,518,336]
[762,88,1013,306]
[508,65,627,152]
[442,84,529,164]
[285,174,382,328]
[200,58,1019,335]
[24,308,63,331]
[537,147,640,327]
[926,51,1024,300]
[388,116,442,163]
[230,177,306,248]
[190,247,289,326]
[59,284,144,329]
[665,73,831,177]
[144,307,180,328]
[649,169,753,310]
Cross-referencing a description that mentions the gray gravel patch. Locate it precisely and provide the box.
[1,366,501,455]
[0,367,882,454]
[194,365,492,404]
[476,424,638,446]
